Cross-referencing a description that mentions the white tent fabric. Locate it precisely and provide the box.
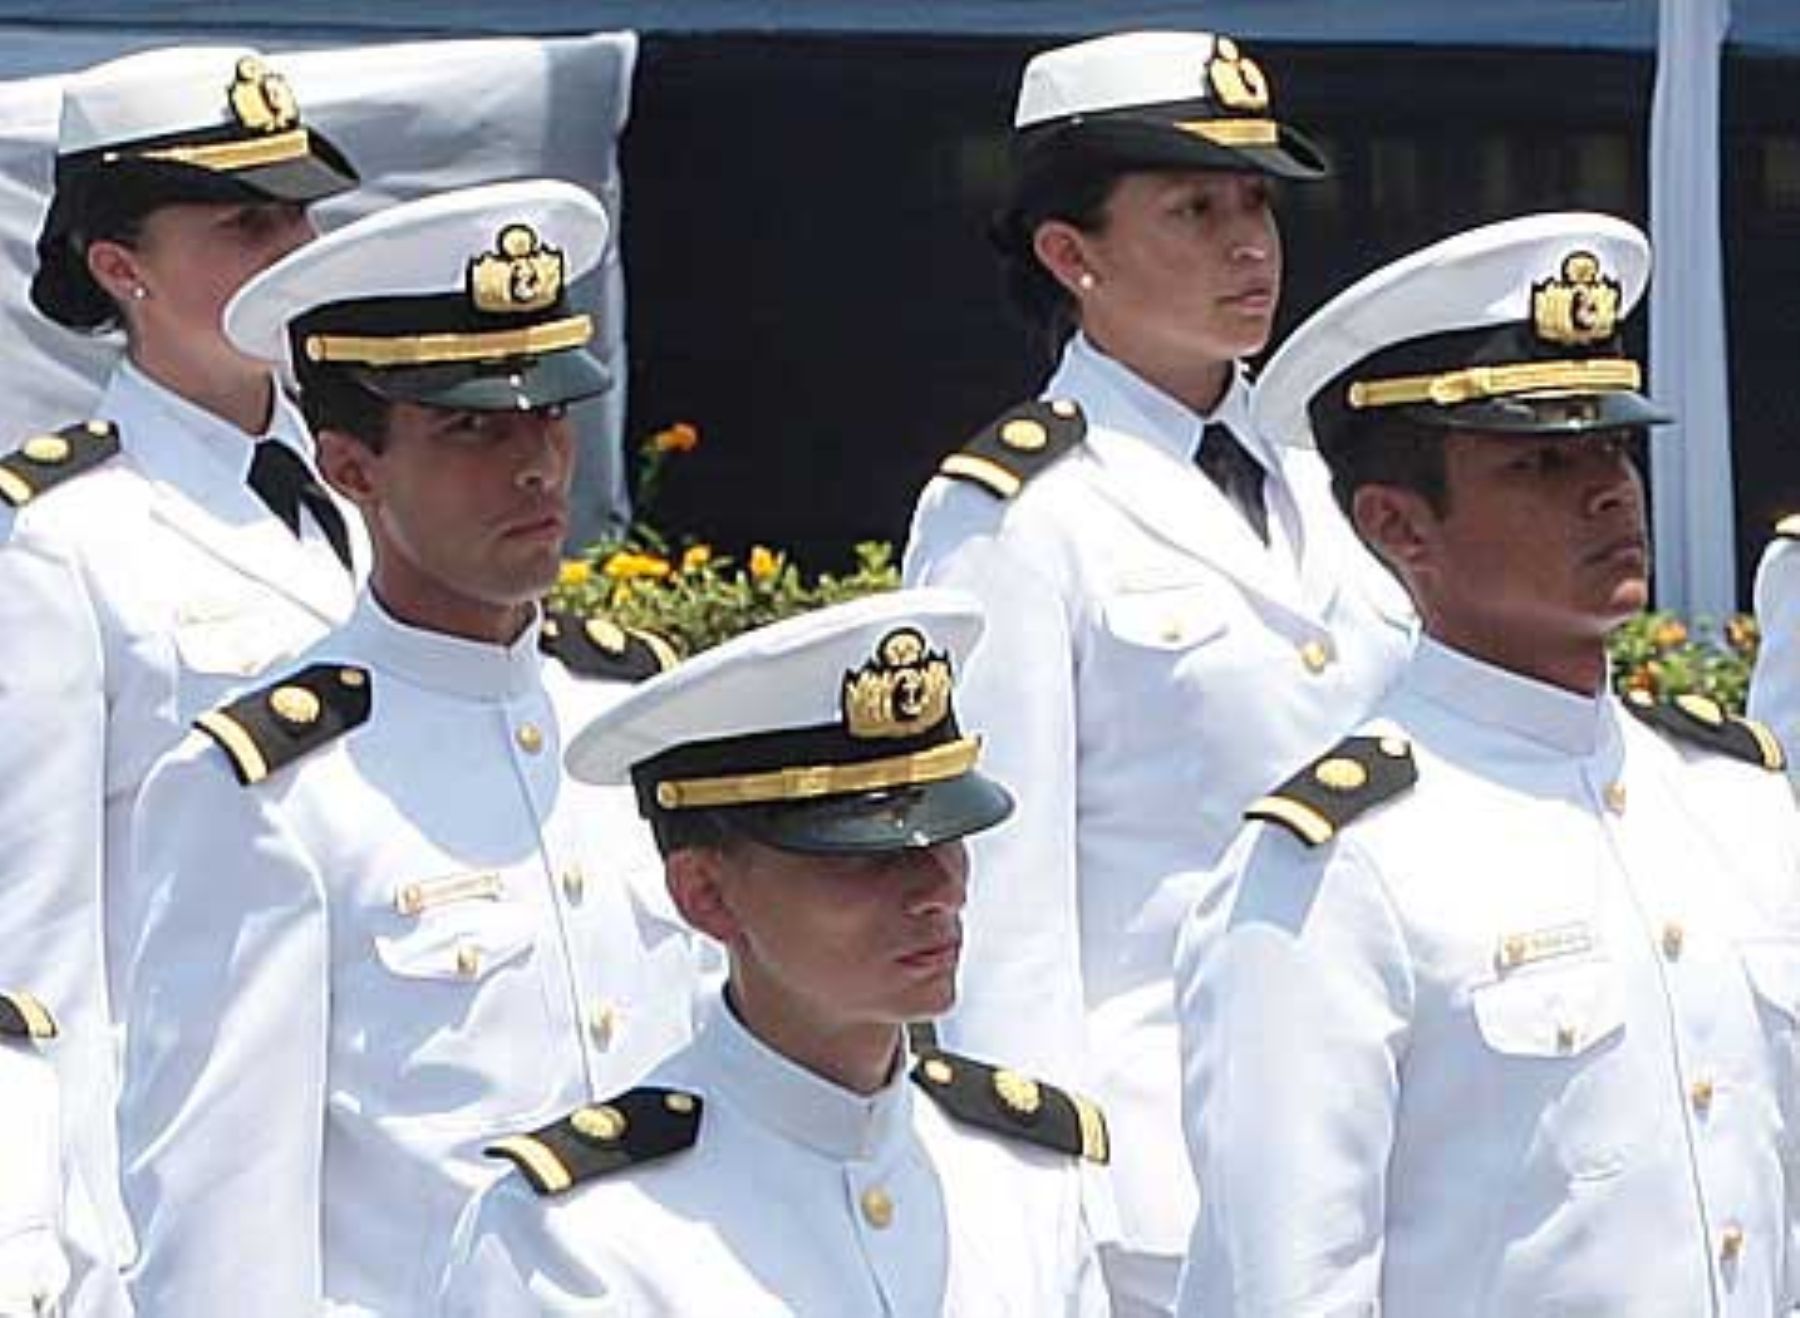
[0,31,636,539]
[1649,0,1734,619]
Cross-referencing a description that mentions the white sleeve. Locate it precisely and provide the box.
[119,741,331,1317]
[1749,537,1800,783]
[905,489,1087,1086]
[1173,828,1413,1317]
[439,1183,626,1317]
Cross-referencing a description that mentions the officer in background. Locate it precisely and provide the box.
[0,993,125,1318]
[442,590,1114,1315]
[1747,524,1800,785]
[903,31,1413,1310]
[118,181,701,1317]
[1176,214,1800,1315]
[0,46,362,1273]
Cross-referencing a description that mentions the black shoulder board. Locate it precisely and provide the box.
[0,990,56,1042]
[1775,513,1800,542]
[1246,733,1418,847]
[193,662,372,787]
[1623,688,1785,771]
[0,420,120,508]
[937,397,1084,500]
[487,1087,702,1197]
[910,1049,1108,1164]
[539,610,679,682]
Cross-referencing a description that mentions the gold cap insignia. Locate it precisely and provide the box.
[469,223,565,315]
[1314,757,1368,792]
[571,1104,628,1142]
[1207,37,1271,112]
[1531,251,1622,347]
[268,684,321,727]
[841,627,954,741]
[993,1068,1042,1118]
[228,56,301,135]
[21,435,70,465]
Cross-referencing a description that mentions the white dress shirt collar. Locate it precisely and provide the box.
[344,592,544,702]
[112,358,314,479]
[697,991,911,1163]
[1057,332,1261,468]
[1406,635,1612,758]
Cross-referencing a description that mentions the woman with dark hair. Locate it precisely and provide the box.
[0,45,360,1286]
[904,31,1415,1315]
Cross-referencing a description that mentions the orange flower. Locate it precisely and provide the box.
[1651,619,1687,651]
[1726,614,1760,654]
[1623,665,1658,696]
[681,543,713,573]
[602,550,673,581]
[651,422,700,454]
[557,559,593,588]
[748,545,782,581]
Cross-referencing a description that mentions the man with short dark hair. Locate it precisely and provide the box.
[119,180,699,1318]
[1175,214,1800,1315]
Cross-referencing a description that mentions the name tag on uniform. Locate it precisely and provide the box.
[1494,921,1595,972]
[394,871,504,917]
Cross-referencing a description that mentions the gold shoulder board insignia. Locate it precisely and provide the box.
[1246,733,1418,847]
[193,663,373,787]
[0,990,56,1042]
[910,1049,1108,1164]
[0,420,120,508]
[938,397,1085,500]
[539,610,680,683]
[1774,513,1800,542]
[1623,688,1785,772]
[487,1086,703,1196]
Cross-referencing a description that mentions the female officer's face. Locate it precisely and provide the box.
[1064,170,1281,374]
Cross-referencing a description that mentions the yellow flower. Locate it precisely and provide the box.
[1651,619,1688,651]
[651,422,700,454]
[748,545,782,581]
[602,550,673,581]
[557,559,593,588]
[1726,614,1760,654]
[681,543,713,573]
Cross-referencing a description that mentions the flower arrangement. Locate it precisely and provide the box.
[1607,610,1758,714]
[552,422,900,657]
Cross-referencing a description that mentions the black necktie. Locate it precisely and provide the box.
[247,440,353,571]
[1196,422,1270,546]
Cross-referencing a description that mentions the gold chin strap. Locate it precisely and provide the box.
[1347,358,1642,411]
[117,126,313,173]
[1176,118,1278,148]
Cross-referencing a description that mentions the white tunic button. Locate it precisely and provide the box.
[860,1186,894,1229]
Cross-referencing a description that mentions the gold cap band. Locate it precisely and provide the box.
[303,314,594,369]
[1347,358,1643,411]
[1177,118,1279,147]
[654,737,981,811]
[124,126,313,173]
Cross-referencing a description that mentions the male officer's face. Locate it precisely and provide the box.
[1063,169,1281,370]
[326,402,574,639]
[673,833,969,1035]
[1407,428,1649,681]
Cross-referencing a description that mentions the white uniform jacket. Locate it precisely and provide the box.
[118,597,703,1317]
[1748,530,1800,786]
[441,993,1113,1316]
[0,362,362,1260]
[903,334,1414,1258]
[1176,639,1800,1317]
[0,1039,127,1318]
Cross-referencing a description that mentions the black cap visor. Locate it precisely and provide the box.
[1408,389,1672,437]
[1020,113,1329,182]
[727,772,1015,857]
[347,347,612,413]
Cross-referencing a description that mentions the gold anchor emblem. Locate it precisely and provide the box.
[227,56,300,134]
[1207,37,1271,112]
[468,223,566,315]
[841,627,954,741]
[1532,251,1622,347]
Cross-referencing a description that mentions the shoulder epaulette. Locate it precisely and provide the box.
[0,990,56,1042]
[938,398,1084,500]
[0,420,120,508]
[487,1087,702,1196]
[910,1049,1108,1164]
[1623,688,1785,771]
[1775,513,1800,541]
[1246,733,1418,847]
[540,610,679,682]
[193,662,372,787]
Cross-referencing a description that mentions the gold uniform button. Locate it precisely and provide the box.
[664,1092,696,1115]
[1661,923,1685,960]
[1555,1022,1578,1053]
[860,1186,894,1229]
[1719,1224,1746,1262]
[516,722,544,755]
[21,434,70,464]
[1299,640,1331,674]
[1690,1077,1715,1113]
[587,1002,618,1047]
[1603,782,1627,814]
[454,944,482,978]
[561,866,586,902]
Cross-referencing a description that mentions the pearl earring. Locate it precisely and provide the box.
[129,285,148,301]
[1077,272,1096,291]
